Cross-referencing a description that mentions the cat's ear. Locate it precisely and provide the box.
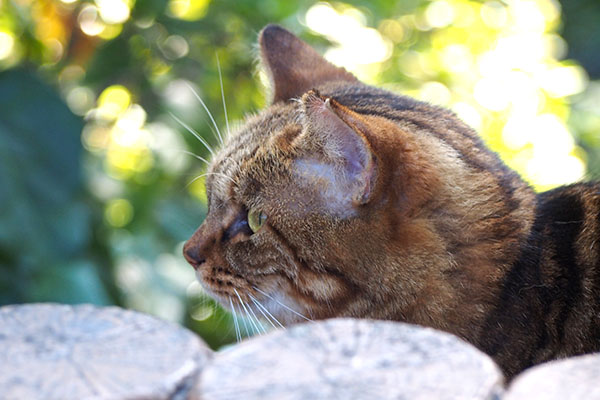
[259,24,357,103]
[294,91,377,210]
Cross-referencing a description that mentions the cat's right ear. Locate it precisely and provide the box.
[259,24,357,104]
[292,91,377,214]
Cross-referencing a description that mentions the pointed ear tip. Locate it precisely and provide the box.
[259,24,292,47]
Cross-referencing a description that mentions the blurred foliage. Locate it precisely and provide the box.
[0,0,599,349]
[0,68,116,305]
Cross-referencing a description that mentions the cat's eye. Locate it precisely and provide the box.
[247,208,267,233]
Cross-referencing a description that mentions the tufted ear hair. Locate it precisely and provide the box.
[293,91,377,215]
[259,24,357,104]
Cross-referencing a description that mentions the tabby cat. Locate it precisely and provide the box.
[183,24,600,378]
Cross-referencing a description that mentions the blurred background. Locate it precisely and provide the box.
[1,0,599,349]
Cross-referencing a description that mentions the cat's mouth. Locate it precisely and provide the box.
[195,268,313,326]
[195,265,258,303]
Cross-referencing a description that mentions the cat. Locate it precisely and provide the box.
[183,24,600,378]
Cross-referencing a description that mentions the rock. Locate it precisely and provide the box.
[0,303,212,400]
[505,353,600,400]
[200,318,504,400]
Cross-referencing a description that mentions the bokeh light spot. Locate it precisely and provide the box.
[305,2,392,80]
[539,65,587,98]
[161,35,190,60]
[452,102,482,131]
[78,5,106,36]
[82,124,111,152]
[191,305,214,321]
[98,23,123,40]
[419,81,451,105]
[105,198,134,227]
[440,44,472,73]
[379,19,404,43]
[97,85,132,120]
[116,104,147,132]
[481,1,508,29]
[474,77,510,111]
[95,0,131,25]
[66,86,95,115]
[425,0,455,28]
[0,31,15,60]
[168,0,211,21]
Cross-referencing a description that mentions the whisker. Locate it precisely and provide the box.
[170,112,215,156]
[186,172,236,188]
[234,288,262,335]
[229,297,242,342]
[180,150,210,166]
[250,298,277,330]
[216,52,231,138]
[249,294,285,329]
[246,302,268,334]
[234,301,251,337]
[253,287,313,322]
[184,82,224,146]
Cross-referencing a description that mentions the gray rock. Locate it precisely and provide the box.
[505,353,600,400]
[0,303,212,400]
[200,318,504,400]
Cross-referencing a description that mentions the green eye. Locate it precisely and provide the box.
[247,208,267,233]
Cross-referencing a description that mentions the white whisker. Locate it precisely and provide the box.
[250,298,278,330]
[180,150,211,166]
[186,172,236,188]
[249,293,285,329]
[235,301,251,337]
[229,297,242,342]
[253,286,313,322]
[170,112,215,156]
[185,82,224,146]
[246,302,268,334]
[234,288,262,335]
[216,53,231,138]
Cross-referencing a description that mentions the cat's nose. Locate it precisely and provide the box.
[183,240,206,269]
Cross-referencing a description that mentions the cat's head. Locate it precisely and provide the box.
[183,25,535,327]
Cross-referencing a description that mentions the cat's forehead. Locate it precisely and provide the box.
[207,102,299,201]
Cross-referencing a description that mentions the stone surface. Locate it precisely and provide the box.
[0,303,212,400]
[504,353,600,400]
[200,318,504,400]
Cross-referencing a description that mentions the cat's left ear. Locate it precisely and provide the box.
[259,24,357,103]
[294,91,377,211]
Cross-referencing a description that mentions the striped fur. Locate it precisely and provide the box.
[183,25,600,377]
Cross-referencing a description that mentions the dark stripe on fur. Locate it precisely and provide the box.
[479,203,546,373]
[542,191,584,344]
[592,195,600,342]
[481,185,596,377]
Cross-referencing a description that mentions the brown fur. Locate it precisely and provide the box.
[183,25,600,377]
